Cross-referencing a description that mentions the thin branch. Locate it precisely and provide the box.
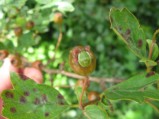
[42,68,123,83]
[55,26,63,50]
[45,26,63,66]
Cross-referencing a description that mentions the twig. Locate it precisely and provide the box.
[42,68,123,83]
[49,74,54,87]
[45,26,63,66]
[79,83,86,109]
[79,77,89,109]
[55,26,63,50]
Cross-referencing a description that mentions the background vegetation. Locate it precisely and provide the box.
[1,0,159,118]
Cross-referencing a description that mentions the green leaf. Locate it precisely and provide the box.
[105,90,145,102]
[3,40,15,52]
[0,42,5,50]
[98,97,112,111]
[143,90,159,100]
[2,73,69,119]
[104,73,159,102]
[147,39,159,60]
[0,40,18,53]
[139,59,157,67]
[55,1,75,12]
[31,12,50,33]
[109,73,159,90]
[4,0,27,8]
[40,0,58,9]
[74,87,87,103]
[18,32,36,49]
[109,8,146,58]
[40,1,75,13]
[35,0,58,4]
[84,105,108,119]
[16,17,26,26]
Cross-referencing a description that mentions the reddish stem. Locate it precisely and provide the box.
[79,77,90,109]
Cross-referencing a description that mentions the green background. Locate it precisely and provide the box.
[0,0,159,118]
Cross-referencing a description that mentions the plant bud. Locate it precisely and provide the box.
[53,12,63,24]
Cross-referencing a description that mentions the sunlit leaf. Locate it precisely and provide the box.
[4,0,27,8]
[55,1,75,12]
[40,1,75,13]
[35,0,58,5]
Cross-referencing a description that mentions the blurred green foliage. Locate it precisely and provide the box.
[1,0,159,118]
